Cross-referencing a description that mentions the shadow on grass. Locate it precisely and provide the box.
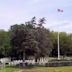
[5,63,47,70]
[6,64,36,70]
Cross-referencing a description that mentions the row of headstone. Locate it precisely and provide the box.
[25,59,35,64]
[37,57,48,65]
[0,57,49,66]
[9,60,23,66]
[8,57,48,66]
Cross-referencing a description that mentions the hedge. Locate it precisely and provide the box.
[45,61,72,67]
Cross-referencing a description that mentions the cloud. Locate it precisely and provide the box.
[44,19,72,33]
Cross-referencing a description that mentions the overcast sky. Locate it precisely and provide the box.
[0,0,72,33]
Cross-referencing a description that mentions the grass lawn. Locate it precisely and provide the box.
[22,66,72,72]
[0,66,72,72]
[0,66,20,72]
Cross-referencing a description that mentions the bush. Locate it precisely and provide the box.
[49,59,72,62]
[45,61,72,67]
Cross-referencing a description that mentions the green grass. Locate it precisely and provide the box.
[22,66,72,72]
[0,66,72,72]
[0,66,20,72]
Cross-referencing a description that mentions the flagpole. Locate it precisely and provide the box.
[58,31,60,60]
[57,9,63,60]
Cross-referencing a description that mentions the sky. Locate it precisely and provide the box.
[0,0,72,33]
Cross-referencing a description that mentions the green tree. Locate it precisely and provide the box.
[10,23,39,62]
[10,17,53,62]
[0,30,11,57]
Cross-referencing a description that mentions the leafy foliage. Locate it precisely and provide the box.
[9,17,52,60]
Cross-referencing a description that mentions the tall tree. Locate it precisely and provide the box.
[10,17,53,63]
[0,30,11,57]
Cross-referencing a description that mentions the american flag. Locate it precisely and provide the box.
[57,9,63,12]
